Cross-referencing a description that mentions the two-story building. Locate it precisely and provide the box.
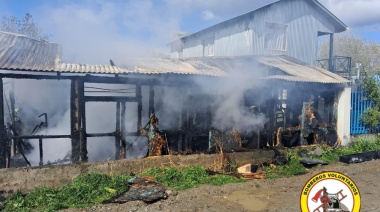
[168,0,351,146]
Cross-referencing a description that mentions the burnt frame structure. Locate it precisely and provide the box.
[0,71,201,168]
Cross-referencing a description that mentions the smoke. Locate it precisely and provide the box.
[194,63,269,133]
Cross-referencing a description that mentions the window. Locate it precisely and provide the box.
[264,23,287,51]
[203,36,215,57]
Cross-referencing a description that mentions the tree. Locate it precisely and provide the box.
[0,12,49,40]
[361,73,380,127]
[318,31,380,72]
[319,32,380,127]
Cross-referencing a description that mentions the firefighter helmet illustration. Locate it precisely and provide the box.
[300,171,361,212]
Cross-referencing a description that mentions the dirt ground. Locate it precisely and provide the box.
[63,159,380,212]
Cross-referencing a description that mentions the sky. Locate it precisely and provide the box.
[1,0,380,64]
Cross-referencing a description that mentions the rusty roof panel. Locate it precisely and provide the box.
[0,31,60,71]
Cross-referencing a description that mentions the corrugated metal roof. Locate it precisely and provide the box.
[124,58,227,76]
[0,31,60,71]
[256,55,350,83]
[0,31,348,83]
[122,56,349,83]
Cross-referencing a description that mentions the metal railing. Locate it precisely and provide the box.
[317,56,352,76]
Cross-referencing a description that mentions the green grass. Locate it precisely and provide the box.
[265,136,380,179]
[141,166,245,190]
[319,136,380,163]
[2,166,245,211]
[3,173,132,212]
[265,150,307,179]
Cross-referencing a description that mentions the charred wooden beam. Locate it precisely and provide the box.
[115,101,121,160]
[79,80,88,162]
[70,79,81,163]
[10,134,71,139]
[86,132,116,137]
[0,78,5,168]
[136,84,142,132]
[39,138,43,166]
[120,102,126,159]
[148,86,155,116]
[86,132,139,137]
[84,96,138,102]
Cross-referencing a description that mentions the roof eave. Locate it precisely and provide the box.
[311,0,348,33]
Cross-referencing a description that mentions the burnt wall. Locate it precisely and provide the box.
[0,150,274,192]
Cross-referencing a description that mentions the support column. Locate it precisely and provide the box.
[136,84,142,132]
[0,78,6,168]
[148,85,155,116]
[178,99,184,152]
[70,79,81,163]
[184,95,191,152]
[79,80,87,162]
[329,33,334,72]
[115,101,121,160]
[120,102,126,159]
[39,138,43,166]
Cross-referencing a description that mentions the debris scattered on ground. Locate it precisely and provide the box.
[236,163,265,179]
[110,177,167,203]
[339,150,380,164]
[240,172,266,180]
[307,146,323,157]
[272,146,287,165]
[237,164,258,174]
[300,153,328,167]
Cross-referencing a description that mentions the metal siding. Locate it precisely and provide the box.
[182,38,203,58]
[176,0,338,65]
[214,22,253,56]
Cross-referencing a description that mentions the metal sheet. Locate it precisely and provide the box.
[0,31,60,71]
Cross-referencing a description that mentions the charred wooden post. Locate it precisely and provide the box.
[70,79,81,163]
[136,84,142,132]
[120,102,126,159]
[79,80,88,162]
[207,105,212,151]
[0,78,6,168]
[184,95,191,152]
[39,138,43,166]
[115,101,121,160]
[178,103,183,152]
[300,102,308,145]
[148,85,155,116]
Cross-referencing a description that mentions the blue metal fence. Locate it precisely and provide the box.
[350,74,380,134]
[350,89,371,134]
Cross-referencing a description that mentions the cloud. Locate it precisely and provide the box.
[31,0,181,64]
[319,0,380,29]
[202,10,216,20]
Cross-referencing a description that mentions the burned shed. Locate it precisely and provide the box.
[0,31,224,168]
[0,0,351,169]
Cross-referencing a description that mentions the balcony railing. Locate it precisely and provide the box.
[317,56,352,77]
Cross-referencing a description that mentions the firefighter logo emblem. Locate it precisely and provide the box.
[300,171,361,212]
